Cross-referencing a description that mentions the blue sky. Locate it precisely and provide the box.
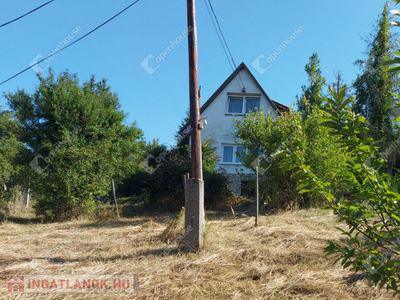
[0,0,393,144]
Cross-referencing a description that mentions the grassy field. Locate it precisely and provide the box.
[0,207,396,299]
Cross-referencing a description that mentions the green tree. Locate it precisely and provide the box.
[118,114,233,211]
[118,138,232,211]
[282,86,400,294]
[0,109,21,184]
[235,106,346,209]
[6,71,145,221]
[353,3,398,140]
[296,53,326,116]
[174,110,190,156]
[0,108,22,212]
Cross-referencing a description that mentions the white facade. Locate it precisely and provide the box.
[200,63,282,177]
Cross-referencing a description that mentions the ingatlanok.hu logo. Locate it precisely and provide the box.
[6,275,138,294]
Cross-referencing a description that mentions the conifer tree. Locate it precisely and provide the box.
[297,53,326,116]
[353,3,398,140]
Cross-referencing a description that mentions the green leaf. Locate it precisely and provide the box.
[386,66,400,73]
[298,189,313,194]
[383,57,400,66]
[340,97,355,109]
[391,214,400,223]
[320,121,341,131]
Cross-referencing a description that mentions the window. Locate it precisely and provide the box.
[236,146,244,163]
[228,98,243,113]
[223,146,234,163]
[246,98,261,113]
[222,145,245,164]
[227,96,260,114]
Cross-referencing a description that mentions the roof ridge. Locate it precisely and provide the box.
[179,63,288,135]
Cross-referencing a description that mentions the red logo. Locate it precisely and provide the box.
[7,275,25,292]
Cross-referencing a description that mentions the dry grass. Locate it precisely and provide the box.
[0,208,396,299]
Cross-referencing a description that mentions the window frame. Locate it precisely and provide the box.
[227,97,244,114]
[226,94,261,115]
[245,97,261,114]
[221,144,245,165]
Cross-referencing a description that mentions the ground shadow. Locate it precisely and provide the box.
[6,217,42,225]
[205,205,258,221]
[0,254,136,266]
[136,247,182,258]
[78,218,151,229]
[344,273,370,284]
[0,248,184,267]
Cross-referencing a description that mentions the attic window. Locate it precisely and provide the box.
[227,96,260,114]
[246,98,261,113]
[228,97,243,113]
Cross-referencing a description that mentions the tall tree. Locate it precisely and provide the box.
[0,109,21,189]
[353,3,398,140]
[175,110,190,156]
[297,53,326,116]
[6,71,145,221]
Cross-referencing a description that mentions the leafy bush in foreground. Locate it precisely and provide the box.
[281,86,400,294]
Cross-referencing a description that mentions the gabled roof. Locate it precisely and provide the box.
[271,100,289,113]
[200,62,288,114]
[179,62,289,135]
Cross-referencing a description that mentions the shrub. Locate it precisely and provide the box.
[235,106,347,209]
[6,71,145,221]
[0,109,22,192]
[0,197,7,222]
[281,86,400,294]
[117,139,233,211]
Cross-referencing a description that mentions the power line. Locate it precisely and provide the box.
[0,0,141,86]
[205,0,245,90]
[207,0,236,69]
[0,0,55,28]
[202,0,234,71]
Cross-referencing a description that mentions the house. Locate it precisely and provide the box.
[182,62,289,195]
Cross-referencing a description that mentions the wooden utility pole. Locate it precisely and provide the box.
[185,0,205,252]
[188,0,202,181]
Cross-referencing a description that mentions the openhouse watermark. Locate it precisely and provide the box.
[29,25,82,74]
[29,126,81,176]
[251,132,297,175]
[140,26,193,75]
[7,274,138,294]
[140,125,193,174]
[251,25,304,75]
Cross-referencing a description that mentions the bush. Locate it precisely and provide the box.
[0,109,22,192]
[0,197,7,222]
[6,71,145,221]
[94,205,118,223]
[235,107,347,210]
[282,86,400,294]
[117,140,233,211]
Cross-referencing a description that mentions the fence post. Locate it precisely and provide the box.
[111,179,120,219]
[255,167,259,226]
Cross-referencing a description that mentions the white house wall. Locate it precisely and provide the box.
[200,67,277,175]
